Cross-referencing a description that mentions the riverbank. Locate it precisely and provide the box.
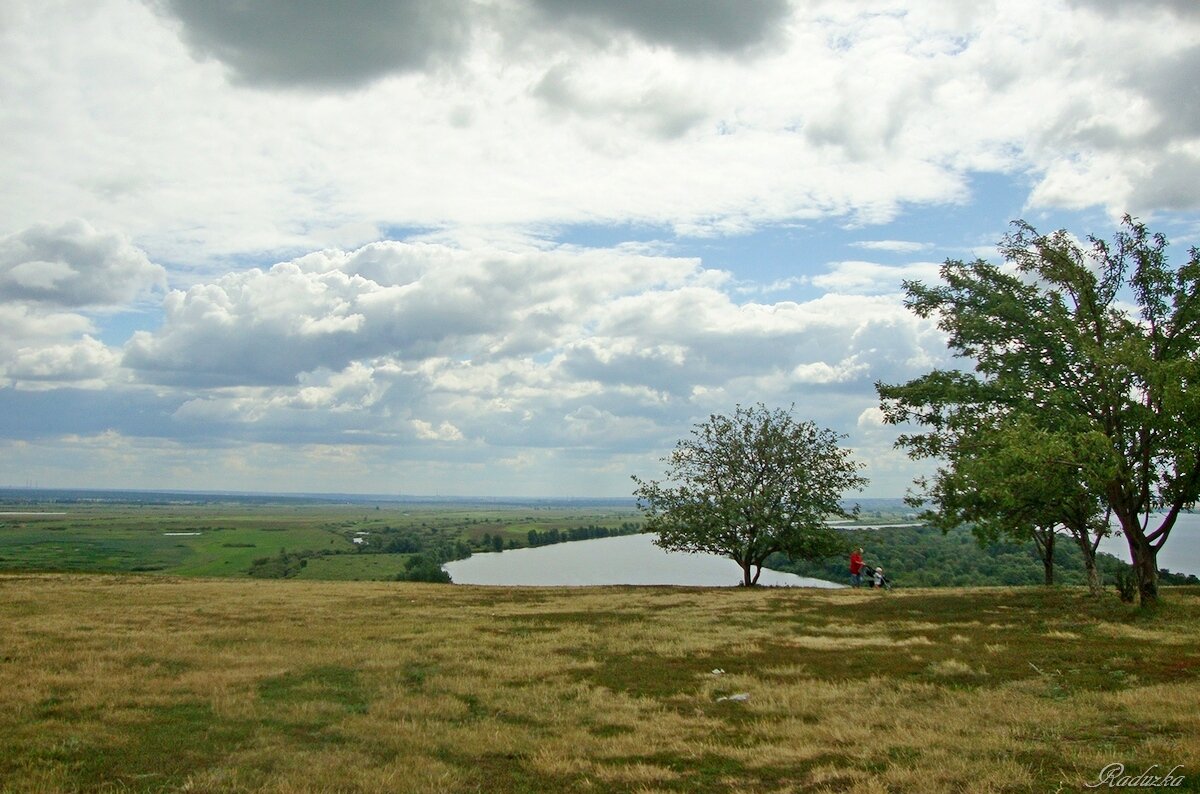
[2,574,1196,792]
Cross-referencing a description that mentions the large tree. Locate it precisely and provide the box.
[878,217,1200,605]
[632,404,867,586]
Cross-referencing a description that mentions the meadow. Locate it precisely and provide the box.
[1,574,1197,792]
[0,498,642,581]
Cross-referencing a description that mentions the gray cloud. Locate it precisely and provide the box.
[1136,44,1200,144]
[157,0,788,93]
[532,63,709,138]
[0,220,165,308]
[1068,0,1200,19]
[529,0,790,54]
[157,0,473,89]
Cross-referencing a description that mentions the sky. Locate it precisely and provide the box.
[2,0,1199,499]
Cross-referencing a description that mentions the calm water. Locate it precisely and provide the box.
[1096,512,1200,576]
[443,533,841,587]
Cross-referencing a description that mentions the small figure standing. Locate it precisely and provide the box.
[849,547,865,587]
[873,567,885,589]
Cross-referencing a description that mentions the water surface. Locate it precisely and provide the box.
[444,533,841,587]
[1096,512,1200,576]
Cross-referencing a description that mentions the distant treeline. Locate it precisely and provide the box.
[767,525,1199,588]
[525,523,642,548]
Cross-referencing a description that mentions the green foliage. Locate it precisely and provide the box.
[879,217,1200,604]
[247,548,323,578]
[393,554,452,583]
[769,525,1199,589]
[633,404,866,586]
[525,522,641,547]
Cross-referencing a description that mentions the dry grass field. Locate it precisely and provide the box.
[1,574,1197,792]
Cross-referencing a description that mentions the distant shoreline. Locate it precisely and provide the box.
[0,486,907,512]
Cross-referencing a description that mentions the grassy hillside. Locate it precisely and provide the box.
[1,574,1197,792]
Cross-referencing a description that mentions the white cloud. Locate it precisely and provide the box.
[0,220,165,307]
[412,419,465,442]
[0,235,949,492]
[4,336,118,390]
[121,240,706,386]
[851,240,933,253]
[809,261,943,295]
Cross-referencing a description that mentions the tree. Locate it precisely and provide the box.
[878,217,1200,605]
[631,404,867,586]
[907,412,1112,594]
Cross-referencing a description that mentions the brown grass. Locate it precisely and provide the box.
[0,575,1197,792]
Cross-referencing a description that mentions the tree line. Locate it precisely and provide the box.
[768,525,1198,590]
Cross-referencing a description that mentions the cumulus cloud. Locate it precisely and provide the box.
[0,220,164,388]
[100,239,951,471]
[122,241,703,386]
[0,227,959,494]
[0,220,165,307]
[4,336,119,389]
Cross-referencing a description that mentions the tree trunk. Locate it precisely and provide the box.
[1111,501,1161,607]
[1084,557,1102,598]
[1031,526,1055,586]
[1068,530,1103,598]
[1040,529,1055,586]
[1129,534,1160,606]
[740,559,754,587]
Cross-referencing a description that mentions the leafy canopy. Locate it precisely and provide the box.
[632,404,866,586]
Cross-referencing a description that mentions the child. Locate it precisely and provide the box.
[872,566,885,589]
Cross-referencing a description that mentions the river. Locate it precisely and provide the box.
[1095,511,1200,576]
[443,513,1200,586]
[443,532,841,587]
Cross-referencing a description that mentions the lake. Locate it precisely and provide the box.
[443,533,842,587]
[1096,511,1200,576]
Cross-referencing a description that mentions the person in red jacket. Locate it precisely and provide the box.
[849,547,865,587]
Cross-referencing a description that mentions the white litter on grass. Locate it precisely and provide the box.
[717,693,750,702]
[711,669,726,675]
[163,532,201,536]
